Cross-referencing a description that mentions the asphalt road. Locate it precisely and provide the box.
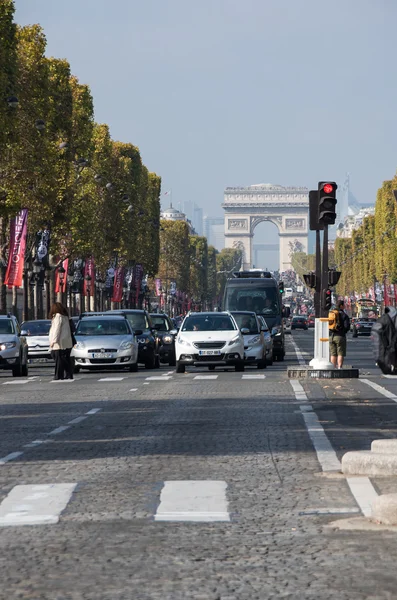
[1,330,397,599]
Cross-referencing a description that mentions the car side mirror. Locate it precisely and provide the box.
[20,330,27,336]
[134,329,143,336]
[170,329,178,335]
[241,328,250,335]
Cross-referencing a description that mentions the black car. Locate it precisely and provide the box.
[107,310,160,369]
[150,313,178,366]
[291,316,308,330]
[352,318,376,337]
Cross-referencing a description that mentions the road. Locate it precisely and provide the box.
[1,330,397,599]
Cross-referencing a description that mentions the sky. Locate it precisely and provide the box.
[15,0,397,268]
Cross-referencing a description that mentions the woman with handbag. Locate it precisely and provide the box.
[48,302,73,381]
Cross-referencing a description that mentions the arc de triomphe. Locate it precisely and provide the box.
[223,184,309,272]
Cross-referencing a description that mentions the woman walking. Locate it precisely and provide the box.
[49,302,73,380]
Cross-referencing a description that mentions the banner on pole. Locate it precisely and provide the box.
[55,259,69,294]
[83,257,95,297]
[112,267,124,303]
[5,209,28,288]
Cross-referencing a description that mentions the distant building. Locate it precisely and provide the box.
[161,204,196,233]
[203,216,224,251]
[183,201,203,236]
[336,205,375,239]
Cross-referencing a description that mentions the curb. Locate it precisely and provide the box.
[288,367,359,379]
[342,451,397,476]
[372,494,397,525]
[371,439,397,454]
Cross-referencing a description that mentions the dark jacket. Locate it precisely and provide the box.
[372,307,397,374]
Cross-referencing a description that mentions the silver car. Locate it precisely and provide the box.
[21,319,52,362]
[231,311,267,369]
[72,316,139,373]
[0,315,29,377]
[257,315,274,365]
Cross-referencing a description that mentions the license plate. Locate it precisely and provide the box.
[199,350,221,356]
[29,358,51,363]
[92,353,114,359]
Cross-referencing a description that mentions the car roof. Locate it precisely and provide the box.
[22,319,50,323]
[187,312,231,317]
[78,315,127,320]
[230,311,257,316]
[108,309,146,314]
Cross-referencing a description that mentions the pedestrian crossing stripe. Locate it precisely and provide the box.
[242,374,266,379]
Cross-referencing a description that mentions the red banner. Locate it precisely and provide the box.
[55,259,69,293]
[5,209,28,288]
[83,257,95,296]
[112,267,124,303]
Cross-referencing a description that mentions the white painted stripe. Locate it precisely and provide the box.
[193,375,218,380]
[143,382,150,385]
[299,507,360,515]
[0,451,23,465]
[346,477,379,517]
[130,388,138,392]
[166,371,174,375]
[98,377,125,381]
[362,378,397,401]
[242,374,266,379]
[85,408,101,415]
[67,416,87,425]
[155,481,230,522]
[300,408,341,472]
[0,483,77,526]
[290,337,306,366]
[48,425,70,436]
[3,380,30,385]
[145,376,173,381]
[290,379,308,401]
[23,440,45,449]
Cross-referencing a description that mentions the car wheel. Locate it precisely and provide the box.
[176,361,185,374]
[129,361,138,372]
[21,361,28,377]
[12,359,22,377]
[208,365,216,371]
[155,354,161,369]
[145,352,156,369]
[257,358,267,369]
[267,354,273,366]
[235,361,245,372]
[74,366,81,374]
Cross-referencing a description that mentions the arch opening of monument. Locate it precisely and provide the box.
[222,184,309,273]
[251,219,280,272]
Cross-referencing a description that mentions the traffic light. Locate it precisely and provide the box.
[322,288,332,311]
[279,281,285,294]
[328,270,341,287]
[303,272,316,288]
[309,190,324,231]
[318,181,338,225]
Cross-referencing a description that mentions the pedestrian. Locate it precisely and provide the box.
[48,302,73,381]
[329,299,350,369]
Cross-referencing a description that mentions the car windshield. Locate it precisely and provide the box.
[182,315,236,332]
[0,320,14,334]
[224,286,280,316]
[124,314,149,330]
[76,319,130,336]
[150,316,170,331]
[22,320,51,336]
[232,313,259,334]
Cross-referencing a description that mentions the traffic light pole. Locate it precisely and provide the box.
[321,224,329,317]
[314,230,321,318]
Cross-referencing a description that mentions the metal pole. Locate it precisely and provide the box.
[321,224,329,317]
[314,229,321,318]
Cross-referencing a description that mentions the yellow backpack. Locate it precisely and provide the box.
[328,309,341,331]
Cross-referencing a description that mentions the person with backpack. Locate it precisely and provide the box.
[372,306,397,374]
[329,299,351,369]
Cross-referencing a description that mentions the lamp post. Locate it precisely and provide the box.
[32,258,42,320]
[45,267,52,318]
[58,265,66,305]
[85,274,92,312]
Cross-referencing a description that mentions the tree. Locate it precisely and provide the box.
[206,245,217,310]
[189,235,208,308]
[157,220,190,293]
[216,247,242,300]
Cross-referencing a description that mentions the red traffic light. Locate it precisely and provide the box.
[323,183,334,194]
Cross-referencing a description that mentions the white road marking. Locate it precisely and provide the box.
[143,382,150,385]
[166,371,174,375]
[155,480,230,522]
[23,440,45,449]
[0,451,23,465]
[0,483,77,526]
[346,477,378,517]
[242,374,266,380]
[130,388,138,392]
[361,378,397,401]
[299,507,360,515]
[290,337,306,366]
[145,376,173,381]
[300,408,341,472]
[193,375,218,380]
[290,380,308,401]
[3,380,30,385]
[48,425,70,436]
[86,408,101,415]
[67,416,87,425]
[98,377,125,382]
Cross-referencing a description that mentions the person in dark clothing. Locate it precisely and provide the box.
[329,299,351,369]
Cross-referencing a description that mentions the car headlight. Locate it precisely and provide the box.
[177,337,191,346]
[272,327,282,337]
[138,337,150,344]
[228,335,240,346]
[120,341,133,350]
[248,335,261,345]
[74,341,85,350]
[0,341,16,351]
[162,335,173,344]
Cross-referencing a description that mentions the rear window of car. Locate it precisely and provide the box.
[182,315,236,332]
[0,319,14,334]
[76,319,130,336]
[293,316,306,321]
[232,313,259,334]
[150,316,170,331]
[22,321,51,336]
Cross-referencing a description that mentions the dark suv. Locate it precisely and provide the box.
[150,313,178,366]
[107,310,160,369]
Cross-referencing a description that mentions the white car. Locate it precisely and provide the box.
[175,312,245,373]
[21,319,52,362]
[231,311,267,369]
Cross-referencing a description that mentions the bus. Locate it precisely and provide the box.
[222,270,286,361]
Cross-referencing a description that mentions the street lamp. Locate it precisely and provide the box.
[58,265,66,295]
[7,96,19,109]
[84,274,92,312]
[32,259,42,320]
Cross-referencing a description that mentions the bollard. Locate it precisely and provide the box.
[309,318,334,370]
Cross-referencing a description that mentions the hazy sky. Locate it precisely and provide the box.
[15,0,397,224]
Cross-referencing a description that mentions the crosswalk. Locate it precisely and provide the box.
[0,373,270,385]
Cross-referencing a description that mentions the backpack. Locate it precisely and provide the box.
[372,311,397,374]
[329,308,350,334]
